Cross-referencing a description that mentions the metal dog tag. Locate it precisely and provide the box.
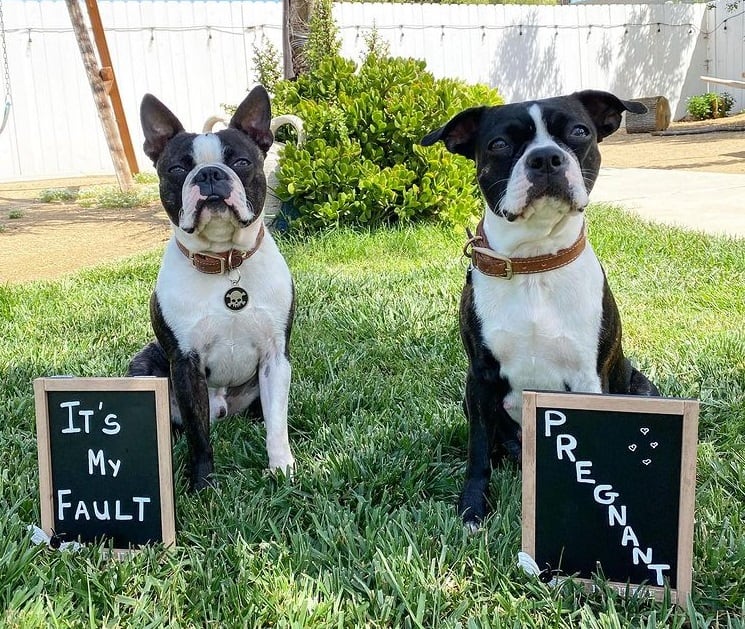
[224,286,248,311]
[224,270,248,311]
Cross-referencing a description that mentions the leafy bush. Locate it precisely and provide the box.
[252,35,282,94]
[303,0,341,74]
[686,92,735,120]
[266,45,501,230]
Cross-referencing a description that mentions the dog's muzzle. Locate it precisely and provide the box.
[521,146,589,216]
[193,165,233,208]
[525,147,572,199]
[180,163,253,233]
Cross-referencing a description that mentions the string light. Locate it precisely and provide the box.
[9,20,712,40]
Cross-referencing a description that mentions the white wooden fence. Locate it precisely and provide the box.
[0,0,741,181]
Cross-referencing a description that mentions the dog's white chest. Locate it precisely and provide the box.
[155,237,293,388]
[473,248,605,423]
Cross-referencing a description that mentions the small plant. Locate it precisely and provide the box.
[38,188,78,203]
[362,26,390,60]
[38,179,159,208]
[133,172,158,185]
[686,92,735,120]
[8,209,24,219]
[252,35,282,93]
[76,183,159,209]
[303,0,341,74]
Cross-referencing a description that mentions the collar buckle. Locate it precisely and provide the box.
[189,250,228,274]
[473,246,514,279]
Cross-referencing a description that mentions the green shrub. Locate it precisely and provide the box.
[268,44,501,230]
[252,34,282,94]
[304,0,341,74]
[686,92,735,120]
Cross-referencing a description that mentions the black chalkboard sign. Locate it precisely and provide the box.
[522,391,698,603]
[34,377,175,551]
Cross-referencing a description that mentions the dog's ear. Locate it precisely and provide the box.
[229,85,274,154]
[573,90,648,141]
[420,107,486,160]
[140,94,185,165]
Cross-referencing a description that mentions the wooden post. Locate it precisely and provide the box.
[84,0,139,176]
[65,0,133,190]
[282,0,294,80]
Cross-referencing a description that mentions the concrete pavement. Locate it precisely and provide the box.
[591,168,745,238]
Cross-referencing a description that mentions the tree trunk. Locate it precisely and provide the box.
[282,0,294,80]
[284,0,313,78]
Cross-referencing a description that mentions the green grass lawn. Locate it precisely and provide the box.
[0,205,743,627]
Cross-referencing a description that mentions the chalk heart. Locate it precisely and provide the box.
[628,444,637,452]
[650,442,659,449]
[642,459,652,466]
[640,427,650,436]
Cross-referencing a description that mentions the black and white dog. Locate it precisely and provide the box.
[129,86,295,490]
[422,90,659,529]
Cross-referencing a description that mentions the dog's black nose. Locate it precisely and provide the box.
[526,147,566,174]
[194,166,231,200]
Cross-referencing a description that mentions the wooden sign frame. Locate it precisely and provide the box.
[34,377,175,552]
[522,391,698,603]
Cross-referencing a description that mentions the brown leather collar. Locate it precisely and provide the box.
[176,223,265,274]
[464,220,586,279]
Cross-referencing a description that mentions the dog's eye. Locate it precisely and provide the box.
[232,158,251,169]
[168,164,186,175]
[487,138,509,152]
[570,125,590,138]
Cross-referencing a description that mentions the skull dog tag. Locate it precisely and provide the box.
[224,286,249,311]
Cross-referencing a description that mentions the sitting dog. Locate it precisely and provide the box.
[421,90,659,529]
[129,85,295,490]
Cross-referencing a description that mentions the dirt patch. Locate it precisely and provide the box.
[600,113,745,174]
[0,114,743,284]
[0,178,171,284]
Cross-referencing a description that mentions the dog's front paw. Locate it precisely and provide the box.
[503,439,522,465]
[458,489,488,534]
[190,458,215,492]
[268,452,295,478]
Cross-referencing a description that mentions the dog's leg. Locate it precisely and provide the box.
[459,371,520,531]
[599,281,660,397]
[258,351,295,474]
[149,295,213,489]
[127,341,183,433]
[459,374,496,531]
[458,279,522,529]
[170,351,213,490]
